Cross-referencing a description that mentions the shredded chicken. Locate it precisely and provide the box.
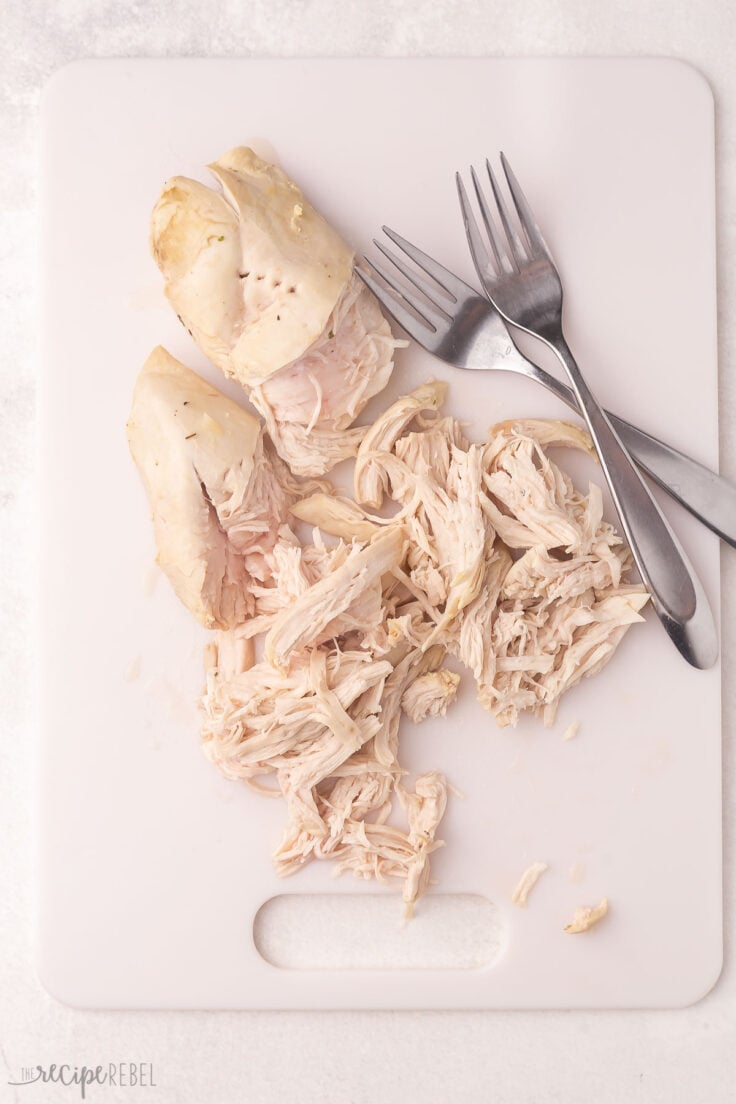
[151,148,403,475]
[264,528,404,669]
[137,149,651,919]
[203,605,449,912]
[194,385,647,910]
[562,720,581,741]
[564,897,609,933]
[355,380,448,508]
[250,272,404,476]
[354,390,649,727]
[511,861,549,907]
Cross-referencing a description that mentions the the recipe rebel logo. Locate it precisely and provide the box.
[7,1062,156,1098]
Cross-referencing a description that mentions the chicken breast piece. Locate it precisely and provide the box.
[249,271,402,476]
[151,147,353,384]
[127,346,293,629]
[151,148,402,476]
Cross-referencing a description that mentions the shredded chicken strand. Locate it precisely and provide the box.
[511,861,549,907]
[564,897,609,934]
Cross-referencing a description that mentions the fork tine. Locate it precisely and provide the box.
[456,172,499,287]
[380,226,468,302]
[470,165,506,273]
[373,239,453,312]
[499,151,551,259]
[485,157,528,270]
[355,262,434,342]
[366,249,453,331]
[355,260,439,336]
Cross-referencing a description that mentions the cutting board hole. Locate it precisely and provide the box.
[253,893,507,970]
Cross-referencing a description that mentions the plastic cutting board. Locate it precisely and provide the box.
[37,58,722,1009]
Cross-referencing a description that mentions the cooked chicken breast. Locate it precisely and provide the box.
[151,147,402,475]
[127,346,293,629]
[151,147,353,383]
[135,146,653,919]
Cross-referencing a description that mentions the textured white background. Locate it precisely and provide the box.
[1,2,735,1102]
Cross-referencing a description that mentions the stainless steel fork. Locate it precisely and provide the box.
[357,230,736,549]
[357,224,718,668]
[453,155,716,669]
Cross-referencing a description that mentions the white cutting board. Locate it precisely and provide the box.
[37,58,722,1009]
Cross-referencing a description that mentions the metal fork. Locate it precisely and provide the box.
[357,230,736,549]
[357,223,718,669]
[455,156,718,669]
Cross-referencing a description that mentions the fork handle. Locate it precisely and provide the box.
[548,336,718,669]
[524,366,736,548]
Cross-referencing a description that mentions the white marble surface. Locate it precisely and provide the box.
[1,2,735,1101]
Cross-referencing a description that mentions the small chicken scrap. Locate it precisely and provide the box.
[564,898,609,934]
[150,147,404,476]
